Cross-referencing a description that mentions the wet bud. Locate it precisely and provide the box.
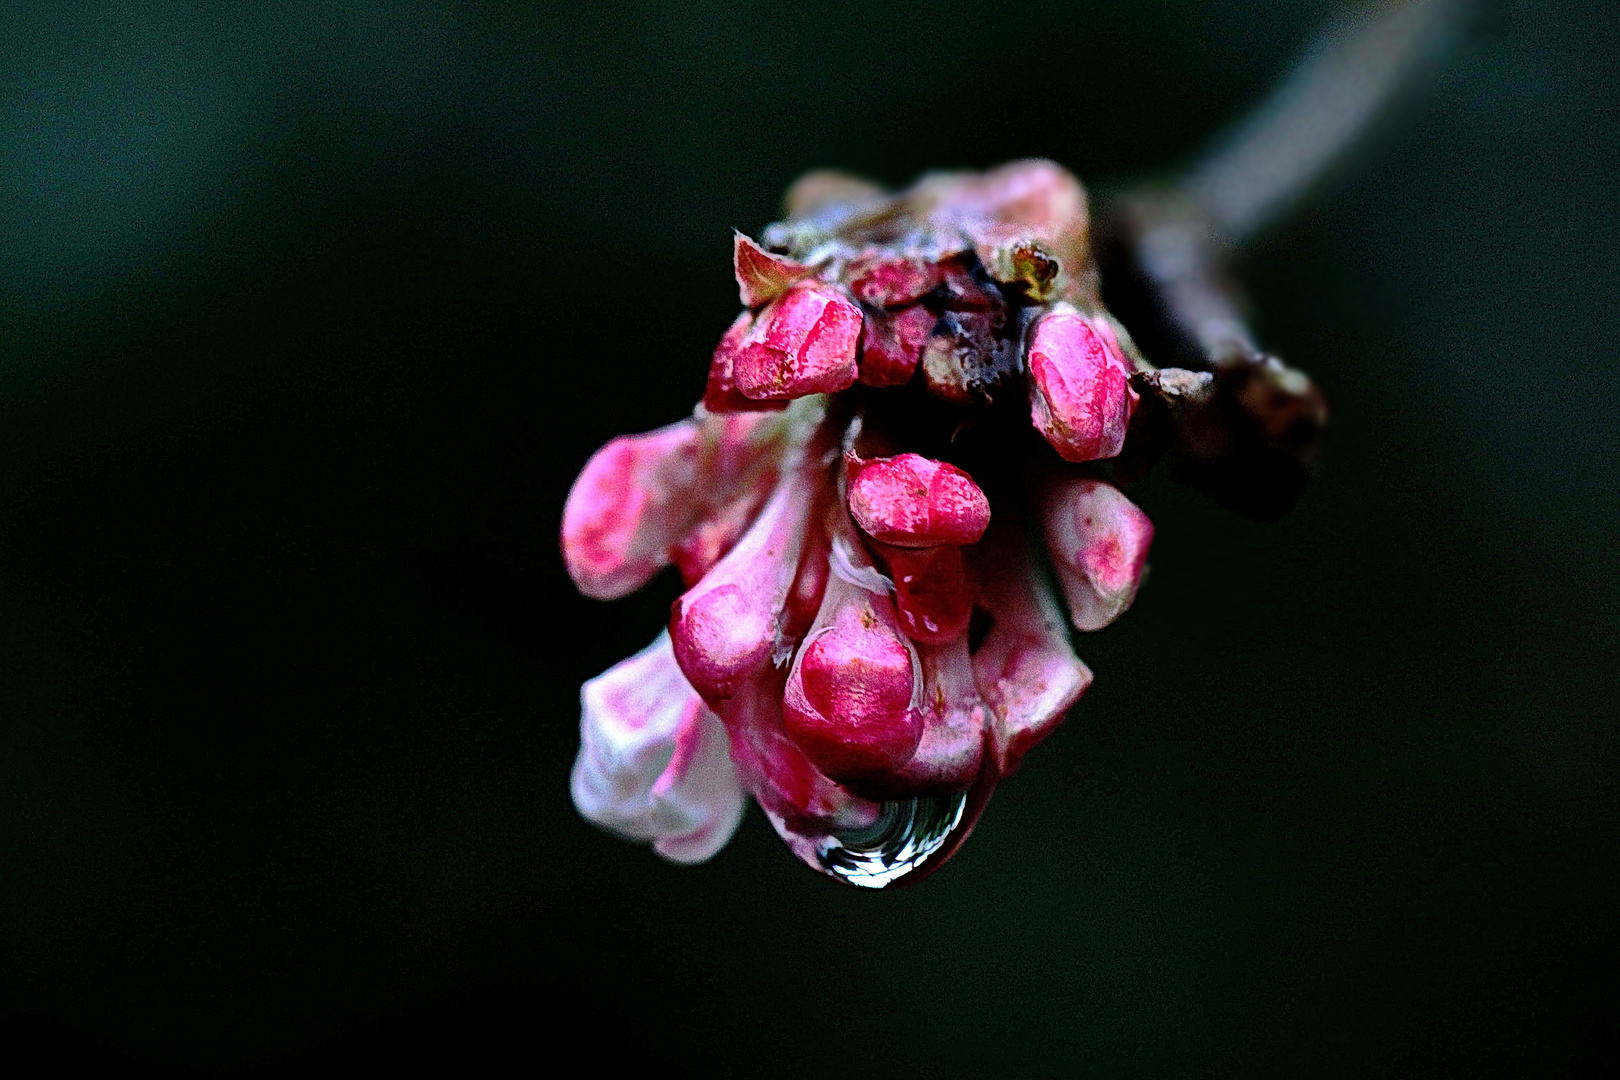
[846,255,942,309]
[570,631,747,864]
[782,557,925,787]
[670,464,821,702]
[561,419,703,600]
[877,543,973,645]
[734,282,862,400]
[857,304,935,387]
[734,232,812,309]
[846,453,990,548]
[1038,477,1154,631]
[969,517,1093,775]
[854,637,986,799]
[1027,304,1139,462]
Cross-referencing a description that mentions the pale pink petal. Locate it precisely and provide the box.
[1038,476,1155,631]
[570,631,746,863]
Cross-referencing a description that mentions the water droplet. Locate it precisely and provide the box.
[765,786,985,889]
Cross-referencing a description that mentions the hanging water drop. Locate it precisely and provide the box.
[764,778,994,889]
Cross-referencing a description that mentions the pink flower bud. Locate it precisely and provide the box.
[570,631,746,864]
[1027,305,1139,462]
[878,542,973,645]
[733,282,862,400]
[703,311,786,414]
[968,517,1093,775]
[561,419,703,600]
[853,637,987,800]
[857,304,935,387]
[1038,476,1154,631]
[846,452,991,548]
[670,462,823,703]
[782,559,925,787]
[845,255,941,309]
[734,232,812,308]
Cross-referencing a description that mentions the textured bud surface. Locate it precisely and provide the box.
[1027,305,1139,462]
[782,569,925,786]
[704,311,785,414]
[1039,477,1155,631]
[846,255,942,310]
[847,453,990,548]
[858,304,935,388]
[734,283,862,400]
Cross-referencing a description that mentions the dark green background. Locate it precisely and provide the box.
[1,0,1614,1074]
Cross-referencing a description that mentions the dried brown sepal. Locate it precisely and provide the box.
[733,232,813,309]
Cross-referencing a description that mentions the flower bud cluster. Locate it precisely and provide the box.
[563,160,1164,885]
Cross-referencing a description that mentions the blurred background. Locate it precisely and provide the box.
[0,0,1615,1074]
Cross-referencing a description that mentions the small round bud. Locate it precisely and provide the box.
[1027,305,1138,462]
[846,453,990,548]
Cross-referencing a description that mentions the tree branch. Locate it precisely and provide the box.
[1099,0,1468,518]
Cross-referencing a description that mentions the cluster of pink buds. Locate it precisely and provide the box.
[563,161,1191,887]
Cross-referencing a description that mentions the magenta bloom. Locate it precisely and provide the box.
[563,160,1162,887]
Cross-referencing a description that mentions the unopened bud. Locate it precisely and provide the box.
[1027,305,1138,462]
[704,311,786,413]
[1038,477,1154,631]
[845,255,941,309]
[782,564,925,786]
[857,304,935,388]
[846,452,990,548]
[734,282,862,400]
[670,466,820,702]
[855,637,986,799]
[570,631,746,864]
